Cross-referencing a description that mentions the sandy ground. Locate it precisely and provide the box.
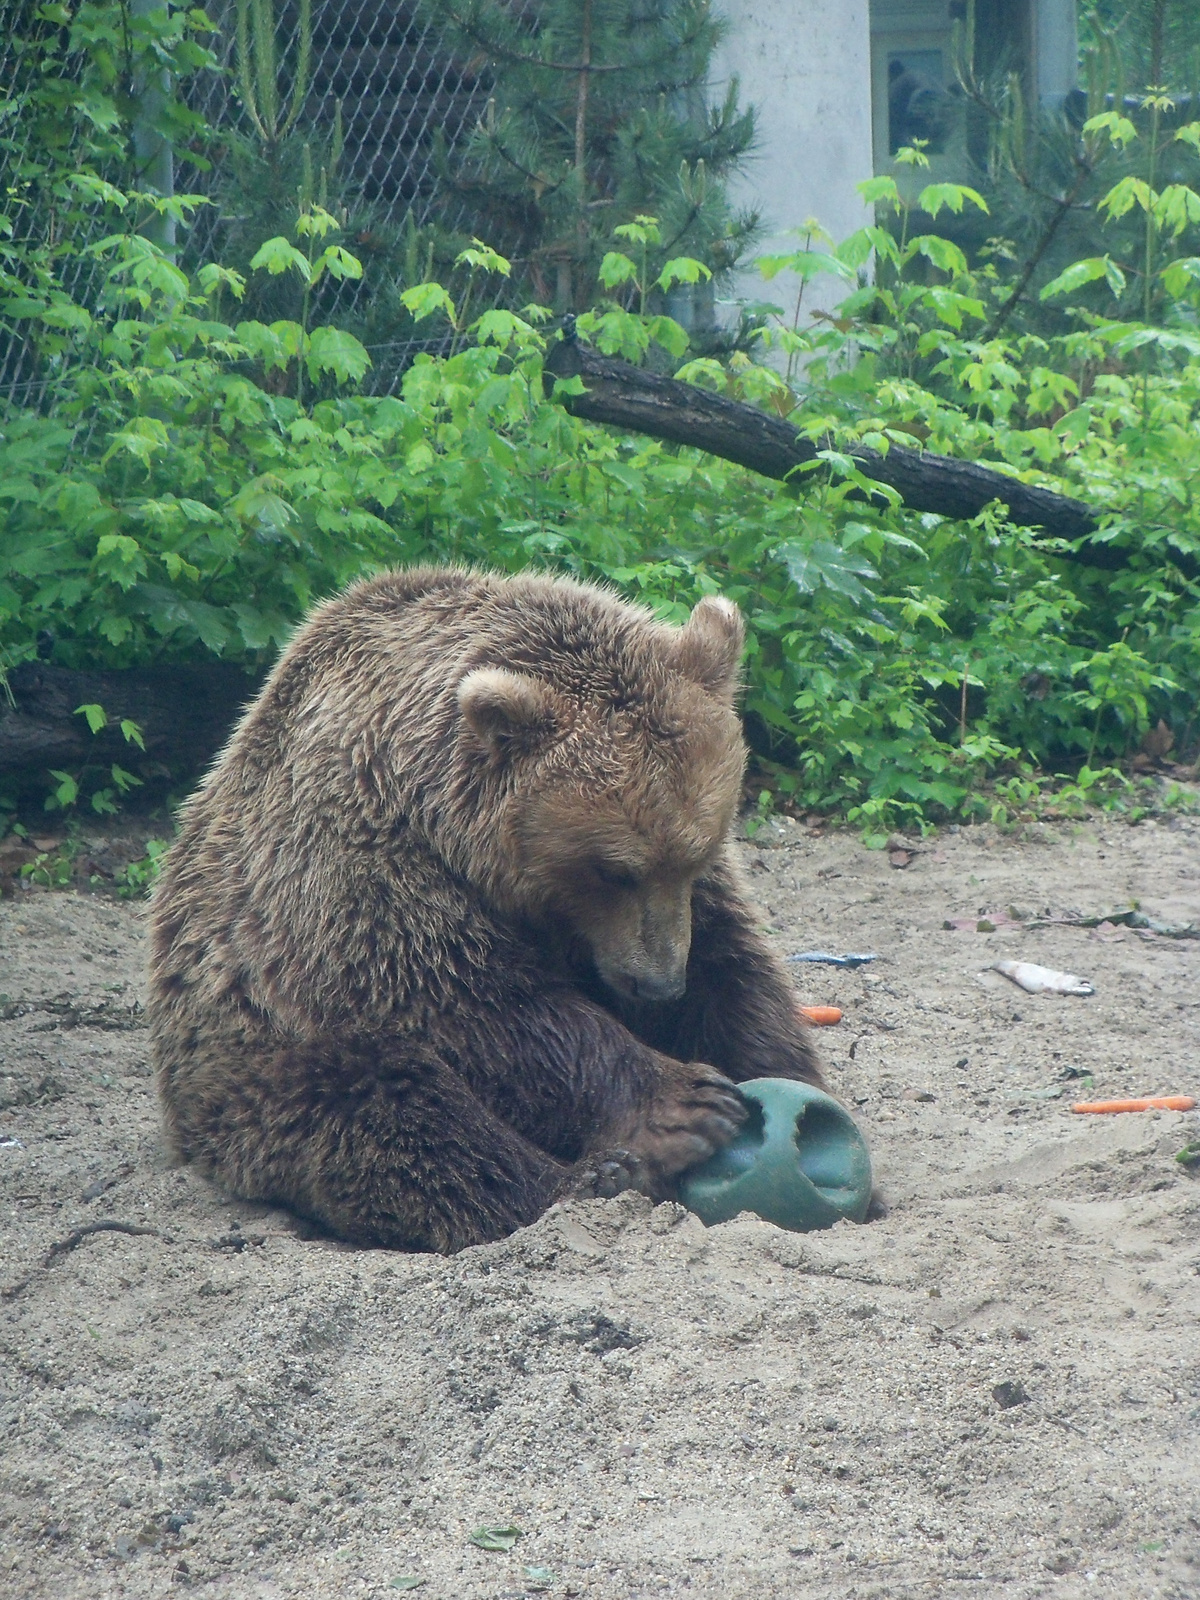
[1,815,1198,1600]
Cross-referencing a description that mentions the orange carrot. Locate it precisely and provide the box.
[1072,1096,1196,1115]
[799,1005,842,1026]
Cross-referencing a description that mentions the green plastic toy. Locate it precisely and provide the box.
[679,1077,873,1232]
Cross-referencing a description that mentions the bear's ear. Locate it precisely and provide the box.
[458,668,562,757]
[674,595,744,703]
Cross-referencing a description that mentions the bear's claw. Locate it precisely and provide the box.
[623,1063,748,1182]
[562,1149,660,1202]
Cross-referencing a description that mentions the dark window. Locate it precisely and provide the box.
[888,49,950,154]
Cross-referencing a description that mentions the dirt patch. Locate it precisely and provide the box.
[1,818,1198,1599]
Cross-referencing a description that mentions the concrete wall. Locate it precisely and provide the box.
[712,0,875,330]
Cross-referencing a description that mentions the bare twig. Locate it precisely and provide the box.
[2,1220,173,1300]
[42,1218,169,1264]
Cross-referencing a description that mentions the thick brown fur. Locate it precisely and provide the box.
[148,567,836,1253]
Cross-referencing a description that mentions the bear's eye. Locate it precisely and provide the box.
[592,861,639,890]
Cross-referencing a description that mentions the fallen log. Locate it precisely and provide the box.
[545,326,1149,570]
[0,659,261,795]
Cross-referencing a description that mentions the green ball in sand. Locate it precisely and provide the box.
[679,1077,873,1232]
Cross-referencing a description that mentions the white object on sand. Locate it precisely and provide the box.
[992,959,1094,997]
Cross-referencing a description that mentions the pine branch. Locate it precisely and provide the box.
[443,5,712,75]
[482,132,566,197]
[983,160,1098,338]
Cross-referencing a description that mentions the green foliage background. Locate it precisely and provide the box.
[2,2,1199,831]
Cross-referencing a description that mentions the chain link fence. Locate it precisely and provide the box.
[191,1,487,232]
[0,0,490,410]
[0,3,112,411]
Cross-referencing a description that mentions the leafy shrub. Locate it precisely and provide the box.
[114,838,168,897]
[1,119,1199,827]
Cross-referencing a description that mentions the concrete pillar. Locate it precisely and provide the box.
[1033,0,1078,108]
[712,1,875,330]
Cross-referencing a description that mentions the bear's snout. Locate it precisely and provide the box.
[588,886,692,1005]
[602,963,688,1004]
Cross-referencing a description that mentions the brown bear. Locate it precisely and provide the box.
[148,566,835,1253]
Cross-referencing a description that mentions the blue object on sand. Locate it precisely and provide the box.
[679,1077,873,1232]
[787,951,878,966]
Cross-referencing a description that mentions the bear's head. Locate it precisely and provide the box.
[457,594,746,1003]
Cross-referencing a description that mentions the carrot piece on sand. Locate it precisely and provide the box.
[1072,1096,1196,1114]
[799,1005,842,1026]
